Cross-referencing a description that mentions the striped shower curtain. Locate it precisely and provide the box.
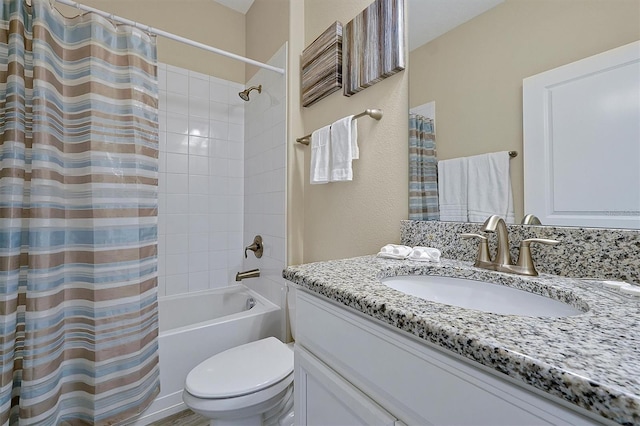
[409,113,439,220]
[0,1,160,424]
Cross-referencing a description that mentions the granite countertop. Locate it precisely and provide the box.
[283,255,640,426]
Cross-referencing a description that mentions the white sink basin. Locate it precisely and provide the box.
[381,275,584,317]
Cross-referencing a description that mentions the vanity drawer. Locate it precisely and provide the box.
[296,290,601,426]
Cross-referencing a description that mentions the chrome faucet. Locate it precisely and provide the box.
[521,214,542,225]
[235,268,260,281]
[481,215,512,266]
[462,215,559,276]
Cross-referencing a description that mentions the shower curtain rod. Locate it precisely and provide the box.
[53,0,286,75]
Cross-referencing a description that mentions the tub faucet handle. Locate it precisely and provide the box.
[245,235,263,259]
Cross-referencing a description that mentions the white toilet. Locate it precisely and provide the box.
[182,286,296,426]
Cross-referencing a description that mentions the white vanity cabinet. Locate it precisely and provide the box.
[295,346,400,426]
[294,290,605,426]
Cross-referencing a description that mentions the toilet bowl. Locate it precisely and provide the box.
[182,285,296,426]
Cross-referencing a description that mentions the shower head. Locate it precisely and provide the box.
[238,85,262,101]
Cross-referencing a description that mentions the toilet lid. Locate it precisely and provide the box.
[185,337,293,398]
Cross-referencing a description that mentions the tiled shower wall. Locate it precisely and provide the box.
[242,46,287,307]
[156,63,246,297]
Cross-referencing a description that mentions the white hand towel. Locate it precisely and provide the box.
[310,125,331,185]
[350,116,359,159]
[377,244,412,259]
[467,151,515,223]
[438,157,468,221]
[330,115,357,181]
[407,247,441,262]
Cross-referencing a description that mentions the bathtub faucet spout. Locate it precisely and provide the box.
[235,268,260,281]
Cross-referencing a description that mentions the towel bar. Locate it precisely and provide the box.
[296,111,516,160]
[296,109,383,145]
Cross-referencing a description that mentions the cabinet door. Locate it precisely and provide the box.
[294,345,397,426]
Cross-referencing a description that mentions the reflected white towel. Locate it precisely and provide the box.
[407,247,441,262]
[377,244,412,259]
[310,125,331,184]
[467,151,515,223]
[330,115,358,181]
[438,157,468,221]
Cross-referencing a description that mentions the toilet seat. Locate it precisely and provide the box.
[183,371,293,417]
[185,337,293,399]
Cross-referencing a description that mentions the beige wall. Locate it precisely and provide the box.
[245,0,290,81]
[55,0,246,83]
[409,0,640,222]
[287,0,306,266]
[290,0,409,263]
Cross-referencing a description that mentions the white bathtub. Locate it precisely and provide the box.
[129,285,281,425]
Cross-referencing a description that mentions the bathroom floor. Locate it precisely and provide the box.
[148,410,208,426]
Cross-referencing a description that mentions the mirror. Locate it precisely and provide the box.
[407,0,640,227]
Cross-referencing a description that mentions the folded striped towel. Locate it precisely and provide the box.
[377,244,413,259]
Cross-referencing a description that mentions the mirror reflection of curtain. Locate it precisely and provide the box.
[409,113,439,220]
[0,1,159,424]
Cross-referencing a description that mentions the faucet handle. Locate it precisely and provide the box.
[461,233,491,265]
[244,235,263,259]
[516,238,560,276]
[521,238,560,246]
